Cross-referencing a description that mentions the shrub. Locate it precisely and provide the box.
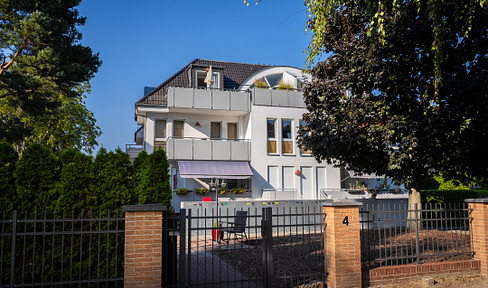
[195,188,209,195]
[276,81,294,90]
[420,189,479,204]
[254,79,269,89]
[15,143,58,211]
[0,141,18,211]
[174,188,189,195]
[231,188,246,194]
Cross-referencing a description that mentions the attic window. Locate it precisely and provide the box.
[196,70,220,89]
[253,72,297,89]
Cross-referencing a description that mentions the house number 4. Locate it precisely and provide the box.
[342,216,349,226]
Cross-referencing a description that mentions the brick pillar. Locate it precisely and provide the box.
[122,204,166,288]
[466,199,488,274]
[323,200,362,288]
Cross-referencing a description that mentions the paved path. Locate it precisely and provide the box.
[181,239,261,288]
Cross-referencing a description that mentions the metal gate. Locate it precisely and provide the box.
[164,206,326,288]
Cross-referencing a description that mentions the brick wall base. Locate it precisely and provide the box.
[363,260,481,287]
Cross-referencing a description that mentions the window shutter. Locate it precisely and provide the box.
[155,120,166,139]
[173,120,184,138]
[227,123,237,139]
[211,122,221,139]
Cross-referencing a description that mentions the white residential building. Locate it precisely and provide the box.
[129,59,402,209]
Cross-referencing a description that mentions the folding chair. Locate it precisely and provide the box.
[222,210,248,244]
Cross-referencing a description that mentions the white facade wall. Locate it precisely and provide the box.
[249,105,341,199]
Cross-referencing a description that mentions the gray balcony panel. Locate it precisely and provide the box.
[230,91,250,111]
[231,141,250,161]
[291,91,306,107]
[173,138,193,160]
[172,87,193,108]
[212,140,231,160]
[253,89,272,105]
[213,90,230,110]
[272,90,288,106]
[193,89,211,109]
[193,139,212,160]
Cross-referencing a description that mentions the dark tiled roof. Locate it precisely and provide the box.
[136,59,271,106]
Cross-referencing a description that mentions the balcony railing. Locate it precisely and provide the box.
[166,137,251,161]
[167,87,251,112]
[261,189,302,201]
[125,144,143,161]
[252,88,305,107]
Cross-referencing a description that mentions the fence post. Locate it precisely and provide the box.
[10,210,17,288]
[122,204,166,288]
[414,203,420,264]
[465,199,488,274]
[262,207,273,288]
[323,200,362,288]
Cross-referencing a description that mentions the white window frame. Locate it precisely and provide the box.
[281,119,294,155]
[267,118,278,155]
[298,120,312,156]
[195,70,220,89]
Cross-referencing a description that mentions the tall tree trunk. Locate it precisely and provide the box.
[407,185,422,230]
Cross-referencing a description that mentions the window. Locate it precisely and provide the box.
[196,70,220,89]
[299,120,312,155]
[267,166,279,188]
[173,120,184,138]
[281,119,293,154]
[267,119,277,154]
[282,166,295,190]
[154,141,166,150]
[155,119,166,139]
[211,122,221,139]
[227,123,237,139]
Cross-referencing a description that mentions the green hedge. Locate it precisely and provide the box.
[420,189,482,204]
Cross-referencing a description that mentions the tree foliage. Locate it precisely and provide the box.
[0,0,101,152]
[298,0,488,201]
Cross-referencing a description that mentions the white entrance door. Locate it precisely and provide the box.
[300,167,313,199]
[316,167,326,199]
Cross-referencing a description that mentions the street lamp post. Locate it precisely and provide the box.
[209,177,227,228]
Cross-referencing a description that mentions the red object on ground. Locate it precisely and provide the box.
[202,197,212,202]
[212,229,223,241]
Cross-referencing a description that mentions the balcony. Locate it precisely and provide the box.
[167,87,251,112]
[126,144,143,161]
[252,88,305,108]
[166,137,251,161]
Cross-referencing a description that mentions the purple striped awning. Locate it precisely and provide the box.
[178,161,253,179]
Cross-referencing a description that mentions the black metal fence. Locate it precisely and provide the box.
[176,206,326,288]
[360,202,473,269]
[0,210,124,287]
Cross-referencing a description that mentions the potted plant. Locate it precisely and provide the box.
[254,79,269,89]
[276,80,294,90]
[174,188,189,195]
[212,221,223,241]
[195,188,209,195]
[231,188,246,194]
[218,188,228,195]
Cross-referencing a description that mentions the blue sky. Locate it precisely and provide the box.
[77,0,311,153]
